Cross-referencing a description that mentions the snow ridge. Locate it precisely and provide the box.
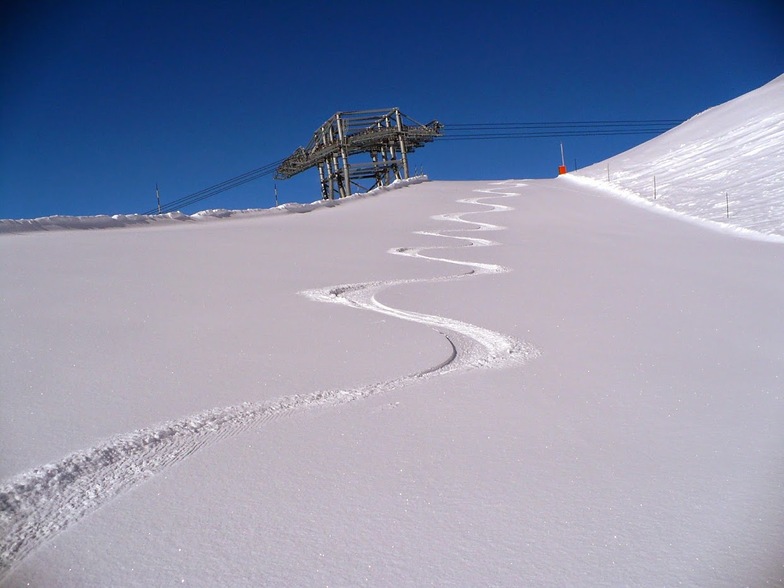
[0,176,429,234]
[0,184,538,576]
[572,74,784,238]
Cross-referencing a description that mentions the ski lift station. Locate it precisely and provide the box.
[275,108,442,200]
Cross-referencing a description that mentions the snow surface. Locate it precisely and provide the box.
[2,80,783,587]
[572,73,784,239]
[0,177,429,234]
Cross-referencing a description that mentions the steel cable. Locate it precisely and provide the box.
[146,119,682,214]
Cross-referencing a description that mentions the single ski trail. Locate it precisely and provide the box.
[0,182,538,577]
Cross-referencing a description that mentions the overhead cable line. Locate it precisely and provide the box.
[437,129,677,141]
[437,118,682,141]
[445,119,683,128]
[145,119,682,214]
[142,158,284,215]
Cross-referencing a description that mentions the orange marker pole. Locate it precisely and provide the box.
[558,143,567,175]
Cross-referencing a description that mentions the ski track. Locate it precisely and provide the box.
[0,182,539,577]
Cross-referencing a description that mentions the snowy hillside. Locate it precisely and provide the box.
[1,80,783,587]
[571,74,784,239]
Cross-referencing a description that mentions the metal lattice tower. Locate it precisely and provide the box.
[275,108,442,200]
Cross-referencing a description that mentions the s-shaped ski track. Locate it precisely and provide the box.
[0,181,539,577]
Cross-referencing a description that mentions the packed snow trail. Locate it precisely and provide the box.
[0,183,538,577]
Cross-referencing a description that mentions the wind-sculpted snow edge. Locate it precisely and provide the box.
[0,182,539,578]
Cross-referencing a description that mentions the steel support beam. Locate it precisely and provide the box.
[275,108,442,198]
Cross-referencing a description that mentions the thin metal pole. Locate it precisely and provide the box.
[335,113,350,197]
[156,183,161,214]
[331,155,340,199]
[317,165,326,200]
[386,115,399,180]
[395,109,410,179]
[371,151,381,189]
[653,175,657,200]
[326,158,335,200]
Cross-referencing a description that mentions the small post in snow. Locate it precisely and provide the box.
[726,192,729,218]
[156,183,161,215]
[558,142,567,175]
[607,164,610,182]
[653,175,657,200]
[274,182,279,207]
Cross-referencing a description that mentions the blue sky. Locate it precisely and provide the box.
[1,0,782,218]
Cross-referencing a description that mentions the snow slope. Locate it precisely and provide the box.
[1,81,783,586]
[571,73,784,239]
[0,177,428,234]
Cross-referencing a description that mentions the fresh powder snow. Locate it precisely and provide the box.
[1,77,782,586]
